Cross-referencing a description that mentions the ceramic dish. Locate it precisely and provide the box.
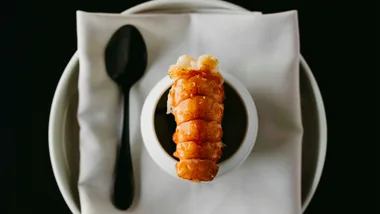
[48,1,327,213]
[141,71,258,179]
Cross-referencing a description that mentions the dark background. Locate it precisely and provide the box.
[4,0,376,213]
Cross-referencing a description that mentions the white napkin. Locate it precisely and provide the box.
[77,10,302,214]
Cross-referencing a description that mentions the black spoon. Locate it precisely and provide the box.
[105,24,147,210]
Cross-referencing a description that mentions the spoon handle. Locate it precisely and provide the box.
[112,90,134,210]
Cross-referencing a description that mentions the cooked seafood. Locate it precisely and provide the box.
[175,159,220,182]
[173,141,223,163]
[167,54,225,182]
[172,120,223,143]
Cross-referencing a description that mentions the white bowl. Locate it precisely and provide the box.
[140,71,258,179]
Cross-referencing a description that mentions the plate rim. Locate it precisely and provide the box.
[48,1,327,213]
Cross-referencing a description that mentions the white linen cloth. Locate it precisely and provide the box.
[77,10,302,214]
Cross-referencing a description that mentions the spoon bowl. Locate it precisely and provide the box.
[105,25,147,88]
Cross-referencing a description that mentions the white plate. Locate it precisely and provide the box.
[48,1,327,213]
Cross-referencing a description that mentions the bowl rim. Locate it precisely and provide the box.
[140,71,259,179]
[48,1,327,214]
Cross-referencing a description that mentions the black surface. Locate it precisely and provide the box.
[3,0,375,213]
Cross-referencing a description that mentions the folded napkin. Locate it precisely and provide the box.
[77,10,302,214]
